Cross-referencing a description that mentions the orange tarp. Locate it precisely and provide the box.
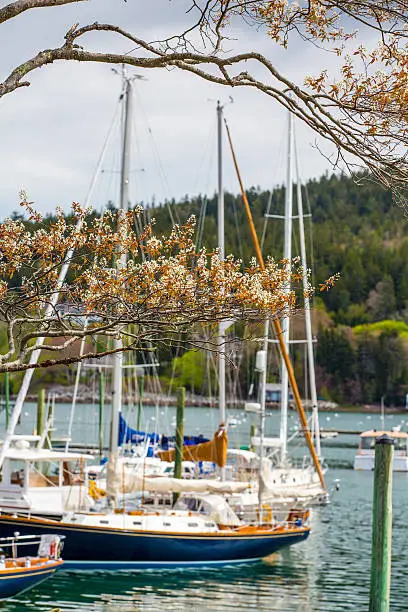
[158,424,228,468]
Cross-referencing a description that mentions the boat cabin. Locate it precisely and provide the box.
[68,492,242,533]
[225,449,258,482]
[0,436,92,516]
[174,494,242,527]
[354,430,408,471]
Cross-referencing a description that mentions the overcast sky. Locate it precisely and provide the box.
[0,0,344,219]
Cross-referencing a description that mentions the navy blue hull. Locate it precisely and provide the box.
[0,564,60,599]
[0,516,309,569]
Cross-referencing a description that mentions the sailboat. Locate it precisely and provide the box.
[252,111,327,506]
[0,73,312,569]
[202,103,326,510]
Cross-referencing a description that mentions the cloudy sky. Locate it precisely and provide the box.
[0,0,343,219]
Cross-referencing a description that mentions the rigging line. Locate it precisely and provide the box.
[166,339,183,405]
[260,125,286,253]
[133,87,179,225]
[192,115,217,195]
[98,117,123,213]
[260,190,273,252]
[65,329,87,452]
[196,195,208,251]
[84,96,123,207]
[145,204,152,225]
[0,99,121,467]
[223,115,326,492]
[293,122,316,297]
[64,106,123,451]
[231,196,245,262]
[130,87,145,209]
[304,182,316,299]
[202,123,216,199]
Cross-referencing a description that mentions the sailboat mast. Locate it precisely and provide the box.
[279,111,294,462]
[217,101,226,429]
[258,319,269,522]
[294,133,321,457]
[111,74,133,455]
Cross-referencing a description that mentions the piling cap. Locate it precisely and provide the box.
[375,433,395,445]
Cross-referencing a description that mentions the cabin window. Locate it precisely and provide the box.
[163,522,171,527]
[100,520,109,524]
[133,521,142,526]
[361,438,376,450]
[361,437,407,452]
[188,522,198,527]
[183,498,200,512]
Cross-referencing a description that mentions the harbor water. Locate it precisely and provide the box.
[1,404,407,611]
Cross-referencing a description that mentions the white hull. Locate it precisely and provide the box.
[354,454,408,471]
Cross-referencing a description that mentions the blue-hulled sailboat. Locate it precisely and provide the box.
[0,495,310,569]
[0,533,63,599]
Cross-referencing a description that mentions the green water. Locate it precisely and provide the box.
[1,406,407,611]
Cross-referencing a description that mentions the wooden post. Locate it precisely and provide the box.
[137,375,144,431]
[99,368,104,458]
[250,423,256,452]
[46,394,55,449]
[173,387,185,505]
[4,373,10,429]
[36,389,45,437]
[369,434,394,612]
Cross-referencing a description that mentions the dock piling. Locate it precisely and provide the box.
[369,434,394,612]
[137,375,144,431]
[4,372,10,428]
[173,387,185,505]
[46,394,55,449]
[36,389,45,437]
[250,423,256,451]
[99,369,104,458]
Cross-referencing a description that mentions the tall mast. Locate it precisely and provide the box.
[294,130,321,457]
[257,319,269,522]
[217,101,226,426]
[279,110,294,463]
[217,100,227,480]
[110,72,133,455]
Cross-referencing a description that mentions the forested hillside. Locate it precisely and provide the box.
[147,172,408,406]
[3,172,408,407]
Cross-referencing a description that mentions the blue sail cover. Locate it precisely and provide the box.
[118,414,209,449]
[118,414,159,446]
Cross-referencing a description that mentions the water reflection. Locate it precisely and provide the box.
[1,468,407,611]
[9,558,315,612]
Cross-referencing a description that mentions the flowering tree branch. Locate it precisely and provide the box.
[0,202,309,373]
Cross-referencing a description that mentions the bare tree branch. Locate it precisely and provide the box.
[1,3,408,199]
[0,0,87,24]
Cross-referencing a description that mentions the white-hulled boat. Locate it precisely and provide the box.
[0,435,92,518]
[354,430,408,471]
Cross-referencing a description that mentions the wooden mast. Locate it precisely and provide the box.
[223,119,326,492]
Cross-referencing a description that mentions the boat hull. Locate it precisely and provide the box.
[0,560,62,599]
[354,454,408,471]
[0,516,309,569]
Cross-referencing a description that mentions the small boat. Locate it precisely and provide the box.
[0,533,64,599]
[354,430,408,471]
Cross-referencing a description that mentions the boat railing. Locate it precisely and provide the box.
[0,533,65,559]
